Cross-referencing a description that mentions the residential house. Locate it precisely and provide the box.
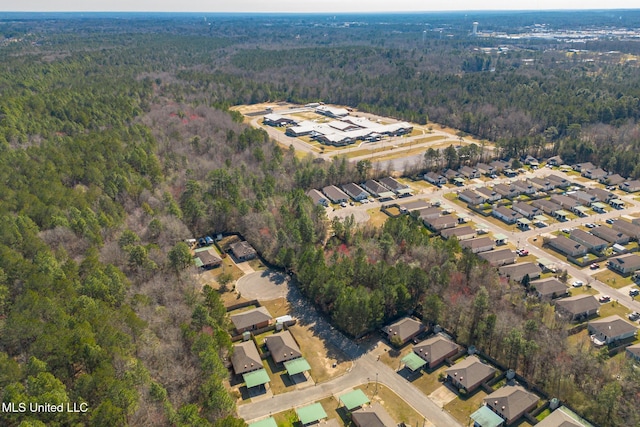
[512,202,539,219]
[477,187,501,202]
[569,229,608,253]
[585,187,614,203]
[608,254,640,275]
[590,202,609,213]
[362,180,393,198]
[611,219,640,240]
[425,171,446,186]
[573,162,595,172]
[441,226,476,241]
[530,278,568,300]
[483,385,539,425]
[459,189,484,205]
[567,191,596,206]
[524,155,539,166]
[459,165,481,179]
[342,183,369,201]
[590,226,630,245]
[230,241,258,261]
[620,180,640,193]
[194,249,222,269]
[626,343,640,362]
[536,409,584,427]
[413,335,460,369]
[582,168,607,180]
[555,295,600,321]
[383,317,426,346]
[424,215,458,232]
[532,199,563,216]
[610,199,625,209]
[479,249,517,267]
[446,356,496,393]
[379,177,410,195]
[444,169,460,181]
[230,307,273,334]
[351,403,396,427]
[264,330,302,364]
[546,155,563,166]
[548,236,588,257]
[601,173,626,186]
[588,315,637,345]
[460,237,494,254]
[492,206,522,224]
[490,160,510,172]
[476,163,494,175]
[306,189,328,207]
[529,177,554,192]
[493,183,519,199]
[546,174,570,188]
[322,185,350,204]
[416,207,442,221]
[550,194,580,211]
[498,262,542,282]
[231,340,263,375]
[401,200,431,212]
[512,180,536,195]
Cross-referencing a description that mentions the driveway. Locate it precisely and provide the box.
[236,270,289,301]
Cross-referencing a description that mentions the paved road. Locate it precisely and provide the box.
[236,270,289,301]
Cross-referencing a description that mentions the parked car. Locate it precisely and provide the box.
[606,218,615,224]
[590,263,600,270]
[629,311,640,321]
[561,228,571,234]
[630,289,640,297]
[204,236,214,246]
[572,280,584,288]
[516,249,529,257]
[599,295,611,303]
[585,223,596,229]
[340,201,347,208]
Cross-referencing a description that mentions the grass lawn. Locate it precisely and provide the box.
[272,409,298,427]
[378,343,413,371]
[260,297,291,319]
[567,285,598,297]
[288,324,352,384]
[248,258,267,271]
[385,206,402,216]
[411,364,449,395]
[444,389,487,425]
[367,208,390,228]
[360,384,425,427]
[594,269,634,289]
[220,290,249,308]
[598,300,633,319]
[398,178,436,192]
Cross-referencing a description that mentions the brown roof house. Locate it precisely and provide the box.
[306,189,329,207]
[230,307,273,334]
[459,189,484,205]
[440,226,476,241]
[498,262,542,282]
[626,343,640,362]
[461,237,494,254]
[264,330,302,364]
[569,229,608,253]
[384,317,425,346]
[590,226,630,245]
[608,254,640,275]
[548,236,588,258]
[322,185,350,203]
[351,403,396,427]
[479,249,517,267]
[230,240,257,262]
[536,408,584,427]
[231,340,263,375]
[555,295,599,322]
[492,206,522,224]
[588,315,637,346]
[413,335,459,369]
[530,278,568,300]
[445,356,496,393]
[424,215,458,232]
[611,219,640,240]
[484,385,539,425]
[194,249,222,269]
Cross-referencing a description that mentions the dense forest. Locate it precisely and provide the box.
[1,11,640,426]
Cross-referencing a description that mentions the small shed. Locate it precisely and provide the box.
[470,405,504,427]
[401,352,428,372]
[284,358,311,376]
[243,369,270,389]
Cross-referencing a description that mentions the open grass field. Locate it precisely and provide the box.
[361,384,425,427]
[367,208,390,228]
[594,269,634,289]
[598,300,633,319]
[444,389,487,425]
[411,364,449,396]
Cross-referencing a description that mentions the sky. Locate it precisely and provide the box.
[0,0,638,13]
